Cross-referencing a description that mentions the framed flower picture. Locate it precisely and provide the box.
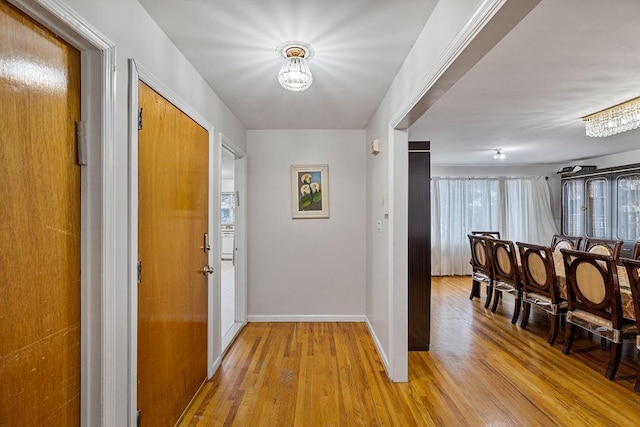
[291,164,329,218]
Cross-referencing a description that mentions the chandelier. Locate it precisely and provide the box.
[276,42,314,92]
[583,96,640,137]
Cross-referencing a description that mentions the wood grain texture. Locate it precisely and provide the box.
[408,141,431,351]
[180,276,640,426]
[0,0,81,424]
[137,82,209,427]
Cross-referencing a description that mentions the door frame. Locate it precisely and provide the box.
[128,59,218,426]
[219,134,247,352]
[7,0,116,424]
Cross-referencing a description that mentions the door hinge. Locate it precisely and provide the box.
[75,121,88,165]
[137,410,142,427]
[236,190,240,207]
[137,261,142,284]
[138,108,143,131]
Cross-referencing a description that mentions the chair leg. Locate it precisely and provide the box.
[491,289,500,313]
[562,323,576,355]
[605,342,623,380]
[484,282,493,309]
[635,365,640,393]
[520,302,531,329]
[511,294,521,325]
[469,279,480,300]
[547,315,560,346]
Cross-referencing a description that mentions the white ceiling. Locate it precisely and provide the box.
[409,0,640,165]
[138,0,437,129]
[139,0,640,166]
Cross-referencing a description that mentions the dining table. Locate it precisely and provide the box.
[550,249,636,321]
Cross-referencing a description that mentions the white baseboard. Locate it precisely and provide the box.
[247,314,366,323]
[365,317,390,378]
[210,355,222,379]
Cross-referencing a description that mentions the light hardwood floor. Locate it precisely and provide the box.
[179,276,640,426]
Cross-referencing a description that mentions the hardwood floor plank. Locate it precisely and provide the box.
[180,276,640,426]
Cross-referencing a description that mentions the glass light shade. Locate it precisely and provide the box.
[278,56,313,92]
[585,97,640,137]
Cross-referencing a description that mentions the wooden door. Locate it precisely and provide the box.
[137,82,209,426]
[0,0,81,424]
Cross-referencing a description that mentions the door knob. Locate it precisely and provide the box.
[202,265,214,275]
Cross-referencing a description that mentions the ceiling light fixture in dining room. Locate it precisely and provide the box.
[583,96,640,137]
[493,150,505,160]
[276,41,314,92]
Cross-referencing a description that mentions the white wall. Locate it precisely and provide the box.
[365,0,490,381]
[39,0,248,424]
[246,130,366,320]
[566,147,640,169]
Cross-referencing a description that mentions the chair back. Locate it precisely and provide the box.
[560,248,623,327]
[631,242,640,260]
[468,234,493,279]
[583,238,623,261]
[471,230,501,239]
[491,239,521,287]
[517,242,558,301]
[622,258,640,332]
[551,234,582,252]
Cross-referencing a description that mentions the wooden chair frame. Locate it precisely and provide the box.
[468,234,494,309]
[560,248,631,380]
[550,234,582,252]
[621,258,640,393]
[582,238,623,261]
[471,230,501,239]
[517,242,567,345]
[490,239,522,324]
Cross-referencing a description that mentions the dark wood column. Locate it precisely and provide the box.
[408,141,431,351]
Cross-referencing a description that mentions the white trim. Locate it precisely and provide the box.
[8,1,116,424]
[390,0,506,128]
[365,318,390,373]
[128,59,217,426]
[387,128,409,382]
[219,134,248,354]
[247,315,366,323]
[221,322,245,350]
[382,0,507,383]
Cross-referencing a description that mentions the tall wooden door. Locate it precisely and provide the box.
[137,82,210,426]
[0,1,81,425]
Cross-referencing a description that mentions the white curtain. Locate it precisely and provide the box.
[431,176,558,275]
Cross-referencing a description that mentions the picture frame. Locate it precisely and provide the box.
[291,164,329,219]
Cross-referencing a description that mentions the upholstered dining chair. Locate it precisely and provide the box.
[550,234,582,252]
[560,248,638,380]
[468,234,494,308]
[631,242,640,260]
[582,238,623,261]
[621,258,640,393]
[517,242,567,345]
[471,230,501,239]
[490,239,523,324]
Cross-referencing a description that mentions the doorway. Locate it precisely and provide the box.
[221,147,237,342]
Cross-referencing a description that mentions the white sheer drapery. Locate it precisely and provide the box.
[431,176,558,275]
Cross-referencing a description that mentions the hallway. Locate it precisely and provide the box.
[179,276,640,425]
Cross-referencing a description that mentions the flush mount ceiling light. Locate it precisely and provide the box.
[493,150,505,160]
[583,96,640,137]
[276,41,314,92]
